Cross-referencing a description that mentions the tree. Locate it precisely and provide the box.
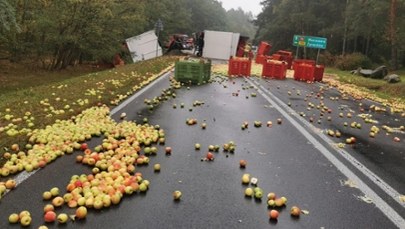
[226,8,257,39]
[0,0,19,31]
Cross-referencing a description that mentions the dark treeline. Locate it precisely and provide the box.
[254,0,405,69]
[0,0,255,70]
[0,0,403,70]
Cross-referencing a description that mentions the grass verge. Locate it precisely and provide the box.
[0,56,178,158]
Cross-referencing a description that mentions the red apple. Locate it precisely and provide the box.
[269,210,279,219]
[80,143,88,151]
[206,152,214,160]
[239,160,247,168]
[44,211,56,223]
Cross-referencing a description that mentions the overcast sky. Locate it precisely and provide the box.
[220,0,263,16]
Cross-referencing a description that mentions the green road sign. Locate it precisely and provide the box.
[293,35,327,49]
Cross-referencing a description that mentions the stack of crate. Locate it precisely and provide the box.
[262,60,288,80]
[228,56,252,77]
[293,59,324,82]
[174,58,211,84]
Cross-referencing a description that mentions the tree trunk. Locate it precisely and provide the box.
[365,34,371,56]
[389,0,398,70]
[342,0,350,56]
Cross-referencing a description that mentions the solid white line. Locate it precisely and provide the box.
[7,70,172,195]
[246,78,405,228]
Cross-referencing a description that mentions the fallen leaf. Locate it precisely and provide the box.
[340,179,357,188]
[399,195,405,203]
[356,195,373,204]
[301,210,310,215]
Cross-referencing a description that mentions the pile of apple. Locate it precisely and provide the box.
[1,106,115,178]
[3,104,168,226]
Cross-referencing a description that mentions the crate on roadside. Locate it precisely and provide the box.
[293,64,315,81]
[314,65,325,82]
[174,58,211,84]
[255,54,267,64]
[228,57,252,77]
[276,50,293,69]
[262,61,287,80]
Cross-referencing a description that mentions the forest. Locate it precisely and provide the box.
[0,0,403,70]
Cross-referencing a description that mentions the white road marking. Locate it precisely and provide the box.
[111,71,171,115]
[246,78,405,228]
[6,71,171,195]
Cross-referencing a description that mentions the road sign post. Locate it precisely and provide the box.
[293,35,327,64]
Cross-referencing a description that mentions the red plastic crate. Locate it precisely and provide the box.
[228,57,252,77]
[294,64,315,81]
[271,54,282,61]
[293,59,315,70]
[257,41,272,56]
[262,61,287,79]
[255,54,266,64]
[314,65,324,81]
[276,50,293,56]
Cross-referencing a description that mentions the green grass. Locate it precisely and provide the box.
[0,56,178,157]
[324,67,405,100]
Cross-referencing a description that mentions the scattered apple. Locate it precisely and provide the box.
[44,211,56,223]
[241,174,250,184]
[5,179,16,189]
[206,152,214,160]
[20,215,32,227]
[269,210,279,220]
[75,206,87,219]
[43,191,52,200]
[154,163,161,172]
[239,160,247,168]
[43,204,54,213]
[50,187,60,196]
[8,213,19,224]
[245,188,253,197]
[19,210,30,219]
[267,192,276,200]
[290,206,301,217]
[52,196,64,207]
[173,190,182,200]
[57,213,68,223]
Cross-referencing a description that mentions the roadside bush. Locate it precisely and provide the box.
[318,51,336,66]
[335,53,373,70]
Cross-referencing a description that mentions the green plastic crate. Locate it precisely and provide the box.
[174,60,211,84]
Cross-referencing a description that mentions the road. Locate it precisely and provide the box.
[0,70,404,229]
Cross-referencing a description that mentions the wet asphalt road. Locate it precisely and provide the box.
[0,70,404,229]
